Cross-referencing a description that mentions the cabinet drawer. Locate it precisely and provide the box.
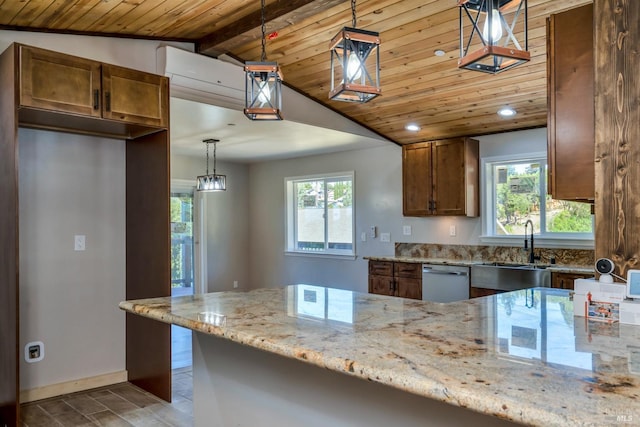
[394,262,421,279]
[369,261,393,277]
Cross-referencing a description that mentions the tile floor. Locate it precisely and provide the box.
[20,288,195,426]
[20,367,193,427]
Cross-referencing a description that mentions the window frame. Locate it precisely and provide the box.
[480,153,594,249]
[285,172,356,259]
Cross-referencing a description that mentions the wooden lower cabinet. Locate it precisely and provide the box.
[368,261,421,300]
[470,287,504,298]
[551,272,594,290]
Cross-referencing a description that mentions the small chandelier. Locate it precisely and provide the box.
[458,0,530,74]
[329,0,381,102]
[244,0,283,120]
[196,139,226,192]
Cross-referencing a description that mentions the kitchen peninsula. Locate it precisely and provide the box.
[120,286,640,426]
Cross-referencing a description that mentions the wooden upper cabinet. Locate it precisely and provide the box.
[17,44,168,136]
[20,45,102,118]
[403,137,479,217]
[102,64,168,128]
[547,4,594,202]
[402,142,433,216]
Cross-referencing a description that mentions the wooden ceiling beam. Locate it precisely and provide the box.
[196,0,348,57]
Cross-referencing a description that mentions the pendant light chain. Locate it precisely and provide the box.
[260,0,267,62]
[351,0,357,28]
[205,140,210,175]
[213,140,217,175]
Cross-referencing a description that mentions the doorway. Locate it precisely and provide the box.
[170,190,194,370]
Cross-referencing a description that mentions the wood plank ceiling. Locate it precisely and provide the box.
[0,0,593,145]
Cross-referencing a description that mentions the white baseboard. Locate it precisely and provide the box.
[20,370,128,403]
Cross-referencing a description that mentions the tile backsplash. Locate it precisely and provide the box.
[395,243,594,267]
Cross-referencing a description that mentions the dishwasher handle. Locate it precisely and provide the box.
[422,267,468,276]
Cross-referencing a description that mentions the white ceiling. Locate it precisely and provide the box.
[169,97,392,163]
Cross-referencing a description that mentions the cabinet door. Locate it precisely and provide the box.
[402,142,433,216]
[432,139,468,216]
[547,4,594,201]
[369,275,394,296]
[551,272,594,290]
[396,277,422,300]
[20,45,102,117]
[102,64,169,127]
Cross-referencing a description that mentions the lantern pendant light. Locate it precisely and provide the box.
[196,139,226,192]
[329,0,381,103]
[244,0,283,120]
[458,0,530,74]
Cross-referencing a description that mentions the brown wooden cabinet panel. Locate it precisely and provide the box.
[547,4,594,202]
[369,275,394,296]
[102,64,168,127]
[551,272,594,290]
[402,138,478,217]
[470,287,504,298]
[369,261,422,300]
[396,277,422,300]
[17,45,168,137]
[20,45,102,118]
[402,142,432,216]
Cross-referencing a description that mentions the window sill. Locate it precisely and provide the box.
[284,251,357,260]
[479,235,594,249]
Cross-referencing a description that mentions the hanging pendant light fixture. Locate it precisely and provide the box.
[196,139,226,192]
[329,0,381,103]
[244,0,283,120]
[458,0,530,74]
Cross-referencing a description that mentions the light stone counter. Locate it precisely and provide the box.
[365,256,595,275]
[120,286,639,426]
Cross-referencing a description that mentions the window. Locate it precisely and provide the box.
[483,155,593,243]
[285,173,354,257]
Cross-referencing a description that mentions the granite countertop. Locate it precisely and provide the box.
[365,256,594,274]
[120,286,639,426]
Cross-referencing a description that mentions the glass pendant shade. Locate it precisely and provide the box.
[244,62,284,120]
[458,0,529,74]
[196,174,226,192]
[329,27,381,103]
[196,139,226,192]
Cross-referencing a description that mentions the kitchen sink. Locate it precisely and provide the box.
[471,263,551,292]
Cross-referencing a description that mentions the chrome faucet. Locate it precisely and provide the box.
[524,220,540,264]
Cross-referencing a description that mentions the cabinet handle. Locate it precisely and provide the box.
[105,92,111,112]
[93,90,100,110]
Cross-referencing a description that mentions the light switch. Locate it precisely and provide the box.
[74,235,86,251]
[449,225,457,237]
[380,232,391,242]
[361,232,367,242]
[402,225,412,236]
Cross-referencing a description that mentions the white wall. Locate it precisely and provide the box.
[247,128,548,292]
[171,154,251,292]
[18,129,126,390]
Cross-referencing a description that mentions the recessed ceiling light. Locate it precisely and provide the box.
[497,107,516,117]
[405,123,421,132]
[434,49,446,57]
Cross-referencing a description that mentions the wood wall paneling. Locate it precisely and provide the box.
[125,130,171,402]
[594,0,640,277]
[0,44,19,427]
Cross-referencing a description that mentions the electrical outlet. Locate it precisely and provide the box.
[25,341,44,363]
[402,225,412,236]
[360,232,367,242]
[449,225,457,237]
[380,232,391,242]
[74,235,86,251]
[233,280,238,289]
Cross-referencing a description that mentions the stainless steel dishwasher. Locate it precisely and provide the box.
[422,264,470,302]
